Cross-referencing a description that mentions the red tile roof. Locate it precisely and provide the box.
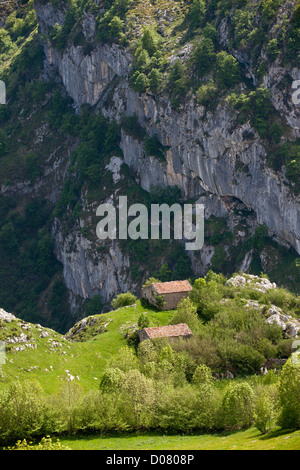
[151,280,192,294]
[142,323,193,339]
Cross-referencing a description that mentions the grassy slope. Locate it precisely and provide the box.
[0,301,174,394]
[61,427,300,450]
[1,299,300,449]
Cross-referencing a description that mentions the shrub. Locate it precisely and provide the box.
[138,313,150,329]
[216,52,240,88]
[108,16,124,38]
[144,134,167,161]
[120,369,155,429]
[100,367,125,393]
[268,121,282,144]
[196,80,218,106]
[141,28,157,56]
[192,364,214,385]
[171,297,200,332]
[210,246,227,272]
[131,72,149,93]
[111,291,137,309]
[5,436,71,450]
[120,113,146,141]
[168,59,188,100]
[148,68,162,92]
[222,382,255,429]
[254,387,278,434]
[189,0,206,29]
[267,38,279,61]
[193,38,216,76]
[278,357,300,429]
[142,277,161,288]
[0,380,58,444]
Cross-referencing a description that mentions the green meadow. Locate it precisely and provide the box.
[61,428,300,450]
[0,301,174,394]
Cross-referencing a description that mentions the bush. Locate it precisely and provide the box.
[141,28,158,56]
[144,134,167,161]
[131,72,149,93]
[111,291,137,309]
[196,80,218,106]
[171,297,200,332]
[188,0,206,29]
[5,436,71,450]
[138,313,150,329]
[0,380,58,444]
[267,38,279,61]
[278,357,300,429]
[168,59,188,100]
[148,68,162,92]
[222,382,255,429]
[254,387,278,434]
[216,52,240,88]
[193,38,216,76]
[192,364,214,385]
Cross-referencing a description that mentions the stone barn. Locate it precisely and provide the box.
[138,323,193,342]
[141,280,192,310]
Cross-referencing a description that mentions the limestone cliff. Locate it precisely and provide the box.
[34,1,300,252]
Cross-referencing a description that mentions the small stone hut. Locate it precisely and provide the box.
[141,280,192,310]
[138,323,193,342]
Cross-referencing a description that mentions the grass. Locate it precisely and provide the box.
[0,301,174,394]
[60,427,300,450]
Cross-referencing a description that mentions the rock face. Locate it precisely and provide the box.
[34,2,300,256]
[31,0,300,311]
[52,217,135,310]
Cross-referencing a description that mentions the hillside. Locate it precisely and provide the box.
[0,296,174,393]
[0,0,299,333]
[0,272,299,395]
[0,272,299,447]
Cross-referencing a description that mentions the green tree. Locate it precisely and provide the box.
[142,276,161,287]
[254,389,277,434]
[141,28,157,56]
[278,356,300,429]
[121,369,155,428]
[138,313,150,328]
[168,59,188,99]
[216,51,240,88]
[192,364,214,385]
[148,68,162,92]
[189,0,206,29]
[171,297,200,332]
[196,80,217,106]
[134,48,150,71]
[100,367,125,393]
[193,38,216,76]
[222,382,255,429]
[267,38,279,61]
[132,72,149,93]
[108,16,124,38]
